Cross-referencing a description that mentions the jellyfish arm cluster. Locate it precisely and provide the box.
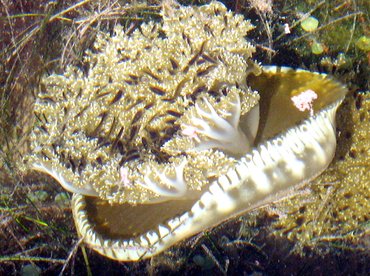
[23,1,347,261]
[179,88,257,156]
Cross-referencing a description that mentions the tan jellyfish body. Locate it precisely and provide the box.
[71,66,347,261]
[24,2,348,261]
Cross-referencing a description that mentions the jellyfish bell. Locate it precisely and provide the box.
[71,66,347,261]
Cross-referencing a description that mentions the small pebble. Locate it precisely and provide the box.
[54,192,70,207]
[27,190,49,202]
[192,254,215,270]
[21,264,41,276]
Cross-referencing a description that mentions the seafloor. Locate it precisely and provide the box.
[0,0,369,275]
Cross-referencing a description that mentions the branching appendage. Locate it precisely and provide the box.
[182,91,251,157]
[25,1,261,205]
[137,160,188,199]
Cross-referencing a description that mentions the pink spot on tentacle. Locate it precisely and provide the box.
[120,167,132,187]
[291,89,318,116]
[181,125,201,142]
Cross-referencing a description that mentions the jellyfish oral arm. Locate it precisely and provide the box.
[183,94,253,157]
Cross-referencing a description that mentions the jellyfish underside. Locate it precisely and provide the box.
[71,67,347,261]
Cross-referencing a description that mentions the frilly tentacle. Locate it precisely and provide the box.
[183,91,251,157]
[137,160,187,198]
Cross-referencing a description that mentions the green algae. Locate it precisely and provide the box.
[311,40,324,54]
[301,16,319,32]
[27,190,49,203]
[356,36,370,52]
